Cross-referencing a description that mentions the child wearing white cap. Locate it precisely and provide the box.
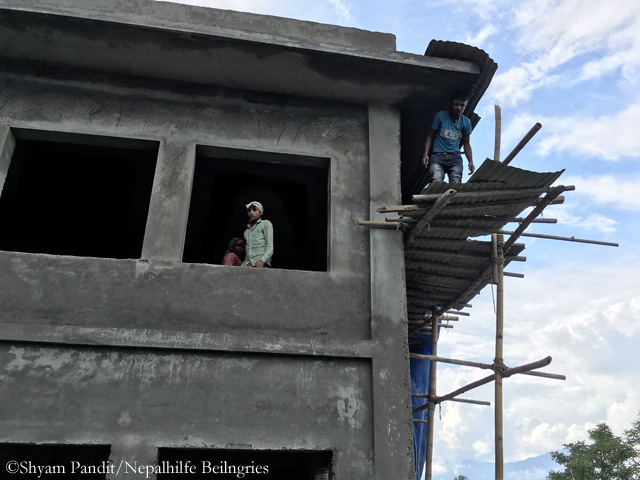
[243,201,273,268]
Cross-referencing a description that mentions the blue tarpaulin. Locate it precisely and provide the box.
[410,332,433,480]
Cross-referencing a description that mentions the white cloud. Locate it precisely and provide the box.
[562,175,640,211]
[485,0,640,106]
[498,99,640,161]
[464,24,497,48]
[328,0,353,24]
[473,440,492,457]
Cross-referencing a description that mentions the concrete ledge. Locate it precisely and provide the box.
[0,323,376,359]
[0,0,397,54]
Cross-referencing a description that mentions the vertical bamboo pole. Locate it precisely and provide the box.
[425,308,439,480]
[494,234,505,480]
[494,105,501,162]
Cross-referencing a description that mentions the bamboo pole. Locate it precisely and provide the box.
[358,220,402,229]
[503,186,571,253]
[407,189,457,246]
[501,230,619,247]
[494,105,501,162]
[502,123,542,165]
[412,187,552,203]
[514,217,557,224]
[377,195,565,214]
[409,354,565,380]
[425,308,439,480]
[412,393,491,406]
[494,233,505,480]
[415,373,495,412]
[504,272,524,278]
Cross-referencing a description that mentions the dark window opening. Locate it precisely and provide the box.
[158,447,332,479]
[0,130,158,259]
[0,443,111,479]
[183,147,329,272]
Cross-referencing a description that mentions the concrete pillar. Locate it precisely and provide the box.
[0,125,16,196]
[368,103,413,479]
[141,140,195,261]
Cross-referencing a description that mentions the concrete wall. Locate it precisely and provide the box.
[0,61,413,478]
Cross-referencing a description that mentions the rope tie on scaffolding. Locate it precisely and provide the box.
[493,358,508,377]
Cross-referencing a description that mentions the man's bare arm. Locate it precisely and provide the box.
[462,134,474,174]
[422,128,436,167]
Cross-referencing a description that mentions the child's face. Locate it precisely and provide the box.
[247,205,262,222]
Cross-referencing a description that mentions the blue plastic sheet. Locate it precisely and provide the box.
[410,332,433,480]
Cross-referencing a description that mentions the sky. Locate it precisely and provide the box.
[159,1,640,478]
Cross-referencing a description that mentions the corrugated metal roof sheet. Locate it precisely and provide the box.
[375,159,567,334]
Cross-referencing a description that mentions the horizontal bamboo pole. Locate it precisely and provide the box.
[419,315,459,321]
[412,323,454,329]
[448,310,470,316]
[412,393,490,406]
[504,272,524,278]
[378,195,566,215]
[386,216,418,223]
[412,187,551,203]
[411,353,493,370]
[406,248,493,259]
[505,255,526,262]
[409,354,566,380]
[514,217,557,224]
[358,220,404,229]
[503,356,552,377]
[521,370,566,381]
[501,230,619,247]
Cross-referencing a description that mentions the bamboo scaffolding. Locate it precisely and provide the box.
[407,189,457,246]
[409,354,565,380]
[413,356,555,415]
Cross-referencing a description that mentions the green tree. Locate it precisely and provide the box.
[453,476,469,480]
[547,415,639,480]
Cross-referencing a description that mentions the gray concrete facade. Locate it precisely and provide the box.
[0,1,490,478]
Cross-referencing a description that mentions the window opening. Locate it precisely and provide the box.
[183,146,329,272]
[0,129,158,259]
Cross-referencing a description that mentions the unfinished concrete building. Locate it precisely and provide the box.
[0,1,503,478]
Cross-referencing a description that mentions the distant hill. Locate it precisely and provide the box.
[433,452,557,480]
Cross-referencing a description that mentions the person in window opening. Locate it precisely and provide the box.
[242,201,274,268]
[222,238,245,266]
[422,93,475,184]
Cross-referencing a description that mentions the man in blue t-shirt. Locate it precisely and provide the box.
[422,93,475,184]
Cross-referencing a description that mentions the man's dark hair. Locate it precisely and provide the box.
[451,92,468,104]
